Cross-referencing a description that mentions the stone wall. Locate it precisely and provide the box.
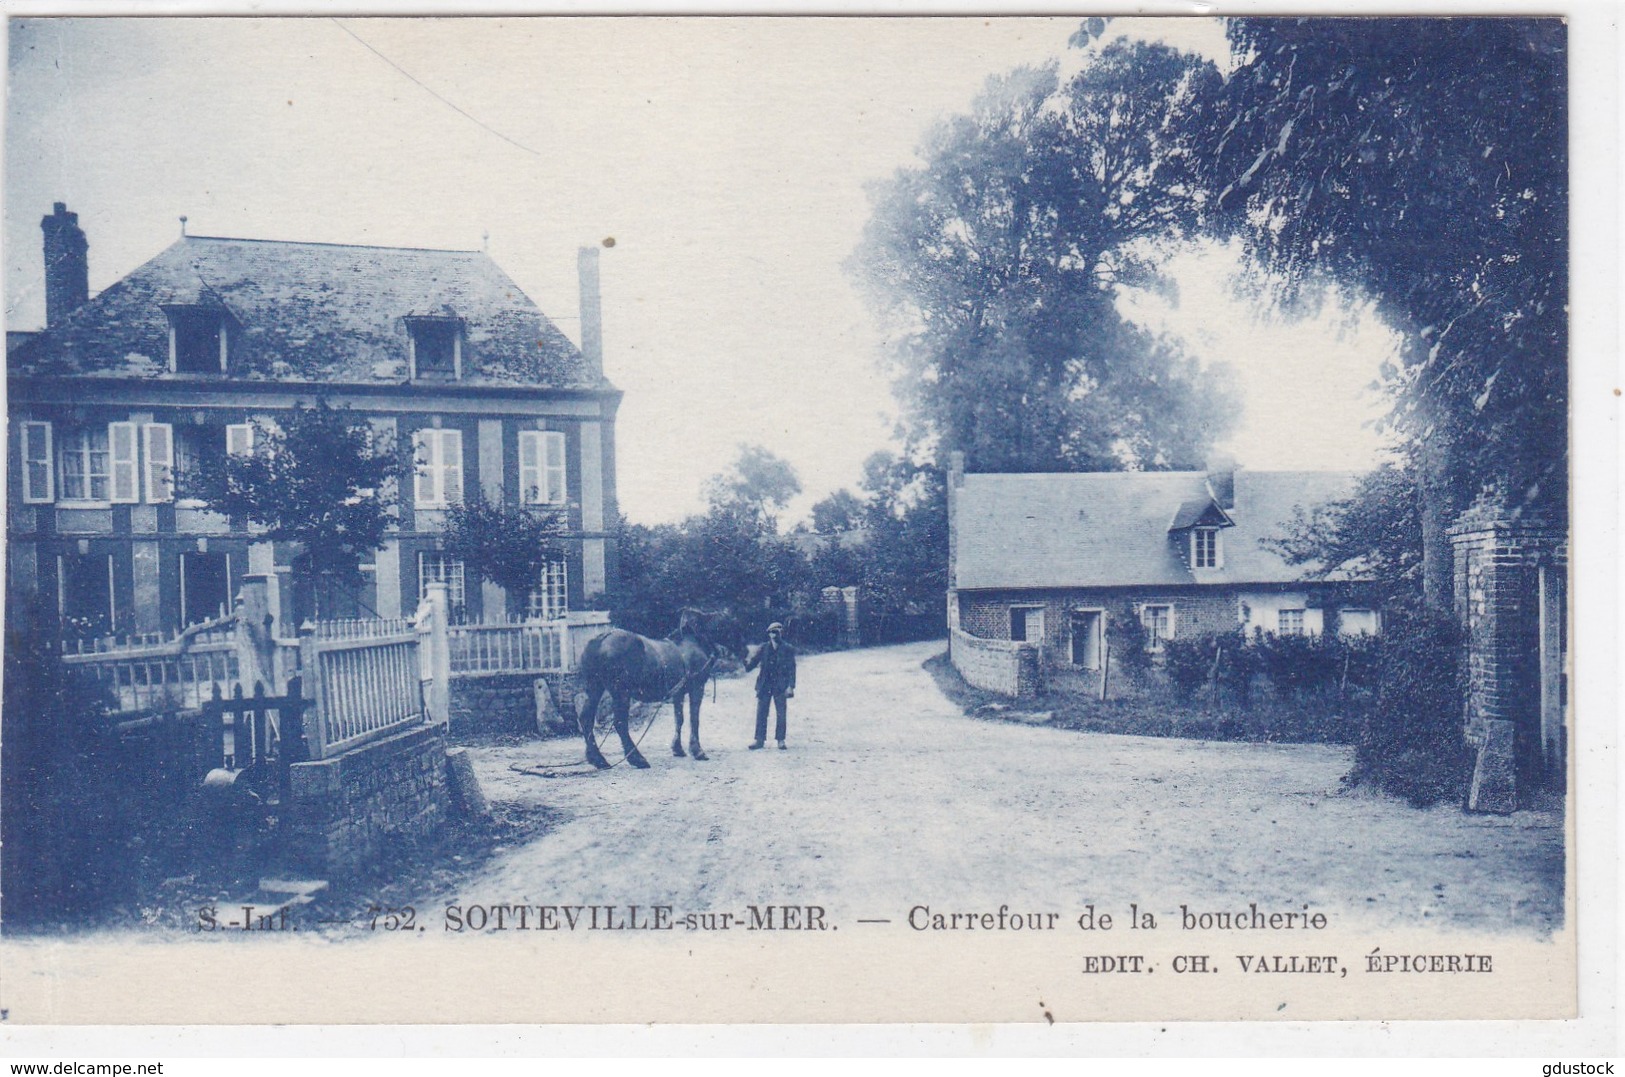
[283,724,452,876]
[950,628,1041,697]
[448,673,580,737]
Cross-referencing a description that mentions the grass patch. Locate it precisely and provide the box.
[923,651,1359,745]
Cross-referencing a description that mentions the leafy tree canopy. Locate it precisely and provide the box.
[442,495,568,602]
[702,444,803,534]
[851,39,1239,473]
[190,400,403,603]
[1196,18,1567,599]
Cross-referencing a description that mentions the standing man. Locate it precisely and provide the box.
[745,622,797,750]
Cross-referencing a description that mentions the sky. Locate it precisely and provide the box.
[5,16,1397,526]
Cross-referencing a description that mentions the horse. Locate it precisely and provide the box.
[572,608,743,769]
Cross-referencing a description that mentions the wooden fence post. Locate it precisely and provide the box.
[298,620,327,760]
[235,574,276,692]
[425,581,451,729]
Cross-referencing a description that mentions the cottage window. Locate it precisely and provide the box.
[518,429,567,505]
[58,426,111,502]
[1192,527,1222,569]
[419,552,467,617]
[1277,608,1306,636]
[1009,606,1045,643]
[21,421,55,503]
[1140,604,1175,651]
[1338,608,1379,637]
[413,428,464,508]
[408,318,461,380]
[168,308,226,374]
[525,560,569,620]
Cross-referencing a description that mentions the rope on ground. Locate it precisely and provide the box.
[508,695,668,778]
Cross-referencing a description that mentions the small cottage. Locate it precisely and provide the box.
[945,452,1378,691]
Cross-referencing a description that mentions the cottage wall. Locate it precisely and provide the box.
[949,628,1041,697]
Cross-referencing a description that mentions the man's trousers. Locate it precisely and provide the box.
[754,691,788,743]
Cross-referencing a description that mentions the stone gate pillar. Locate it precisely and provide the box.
[1448,490,1568,813]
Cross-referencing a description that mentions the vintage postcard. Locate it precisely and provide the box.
[0,11,1611,1041]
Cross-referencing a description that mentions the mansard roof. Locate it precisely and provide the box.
[10,236,606,391]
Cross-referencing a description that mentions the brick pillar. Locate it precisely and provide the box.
[1448,490,1567,812]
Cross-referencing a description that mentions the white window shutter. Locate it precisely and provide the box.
[441,430,463,506]
[413,430,438,507]
[544,430,566,504]
[22,421,54,503]
[108,422,140,503]
[143,423,174,503]
[518,431,542,505]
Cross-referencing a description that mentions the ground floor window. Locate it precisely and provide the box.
[1140,604,1174,651]
[1277,608,1306,636]
[1009,605,1045,644]
[58,552,114,638]
[524,560,569,620]
[180,551,232,627]
[419,552,467,619]
[1337,608,1379,637]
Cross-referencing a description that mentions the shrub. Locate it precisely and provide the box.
[1344,607,1472,806]
[1162,634,1218,700]
[1,616,128,924]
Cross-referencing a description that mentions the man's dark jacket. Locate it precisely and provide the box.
[745,639,797,698]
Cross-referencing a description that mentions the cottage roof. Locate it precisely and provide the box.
[1167,496,1234,531]
[10,236,605,390]
[952,469,1362,590]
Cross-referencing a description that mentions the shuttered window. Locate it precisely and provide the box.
[413,428,463,508]
[518,429,567,505]
[59,427,110,502]
[143,423,174,503]
[21,421,54,503]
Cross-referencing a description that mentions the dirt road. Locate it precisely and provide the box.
[457,641,1562,935]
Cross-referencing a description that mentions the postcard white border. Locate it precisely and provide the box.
[0,0,1616,1057]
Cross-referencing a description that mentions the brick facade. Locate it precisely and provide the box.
[1449,493,1568,811]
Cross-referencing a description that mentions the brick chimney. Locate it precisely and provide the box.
[577,246,603,381]
[42,202,89,328]
[1205,454,1236,510]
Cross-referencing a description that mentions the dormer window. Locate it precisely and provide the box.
[407,317,462,380]
[1192,527,1222,569]
[165,306,227,374]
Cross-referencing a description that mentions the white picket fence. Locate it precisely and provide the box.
[63,621,241,714]
[447,620,568,675]
[59,581,604,758]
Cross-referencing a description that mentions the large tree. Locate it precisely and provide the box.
[191,400,404,622]
[1195,18,1567,605]
[852,38,1238,473]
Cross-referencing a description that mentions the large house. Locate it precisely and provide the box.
[946,451,1378,677]
[7,203,620,637]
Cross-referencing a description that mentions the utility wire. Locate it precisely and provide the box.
[330,18,543,158]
